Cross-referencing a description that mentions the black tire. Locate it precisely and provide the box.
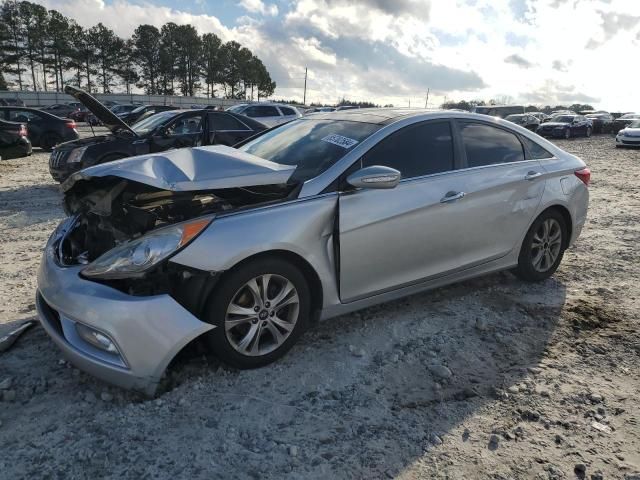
[513,209,567,282]
[39,132,62,151]
[202,257,311,369]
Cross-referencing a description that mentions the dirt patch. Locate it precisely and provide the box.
[0,133,639,479]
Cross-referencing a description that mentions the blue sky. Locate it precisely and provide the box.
[35,0,640,110]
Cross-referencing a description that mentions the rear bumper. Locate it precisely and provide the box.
[36,224,214,395]
[0,139,32,159]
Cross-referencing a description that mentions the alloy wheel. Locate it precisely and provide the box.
[530,218,563,272]
[225,274,299,356]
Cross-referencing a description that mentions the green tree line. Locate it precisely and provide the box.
[0,0,276,99]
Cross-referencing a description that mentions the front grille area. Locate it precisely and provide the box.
[49,150,68,168]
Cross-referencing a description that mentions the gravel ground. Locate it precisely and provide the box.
[0,130,639,480]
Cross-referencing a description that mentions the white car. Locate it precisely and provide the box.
[616,120,640,148]
[226,103,302,128]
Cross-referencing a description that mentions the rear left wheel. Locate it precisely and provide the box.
[513,210,567,282]
[203,258,311,369]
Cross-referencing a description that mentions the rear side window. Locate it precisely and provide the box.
[244,106,280,118]
[8,110,41,122]
[521,136,553,160]
[363,121,454,179]
[279,107,296,116]
[459,122,524,167]
[208,113,249,131]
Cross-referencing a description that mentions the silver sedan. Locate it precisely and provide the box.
[37,109,590,394]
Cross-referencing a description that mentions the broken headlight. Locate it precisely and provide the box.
[81,217,212,280]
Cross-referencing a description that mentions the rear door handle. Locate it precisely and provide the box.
[440,191,465,203]
[525,171,543,181]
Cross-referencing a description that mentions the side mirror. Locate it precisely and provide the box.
[347,166,401,190]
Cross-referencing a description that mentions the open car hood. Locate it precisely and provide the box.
[64,85,138,136]
[62,145,296,192]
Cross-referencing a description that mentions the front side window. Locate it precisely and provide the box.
[166,114,203,135]
[239,119,381,183]
[279,107,296,116]
[362,121,454,179]
[459,122,525,167]
[244,106,280,118]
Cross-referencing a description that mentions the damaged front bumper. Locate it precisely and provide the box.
[36,225,214,396]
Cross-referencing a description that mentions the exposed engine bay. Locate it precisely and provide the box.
[59,175,297,266]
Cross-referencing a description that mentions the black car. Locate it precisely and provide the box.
[0,107,80,150]
[537,114,593,139]
[49,85,268,182]
[611,113,640,134]
[585,113,614,134]
[504,113,540,131]
[39,103,80,119]
[0,119,32,160]
[118,104,179,125]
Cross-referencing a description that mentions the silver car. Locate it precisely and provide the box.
[36,109,590,395]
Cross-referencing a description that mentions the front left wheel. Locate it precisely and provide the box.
[203,258,311,369]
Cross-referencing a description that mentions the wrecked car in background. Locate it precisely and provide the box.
[36,109,589,395]
[49,86,268,182]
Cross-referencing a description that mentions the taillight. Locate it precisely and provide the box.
[19,125,27,137]
[66,120,76,129]
[574,167,590,186]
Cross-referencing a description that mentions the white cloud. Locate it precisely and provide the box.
[27,0,640,110]
[239,0,279,17]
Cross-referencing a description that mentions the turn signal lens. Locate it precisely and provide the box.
[180,218,211,247]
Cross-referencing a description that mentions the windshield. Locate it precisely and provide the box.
[505,115,524,122]
[621,114,640,119]
[551,115,574,123]
[131,110,181,135]
[238,119,381,183]
[130,105,148,114]
[629,120,640,128]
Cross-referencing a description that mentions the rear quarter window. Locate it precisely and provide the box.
[459,122,525,167]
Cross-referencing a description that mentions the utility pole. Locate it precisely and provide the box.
[425,88,430,108]
[303,67,308,105]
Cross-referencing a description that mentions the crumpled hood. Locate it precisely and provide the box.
[61,145,296,192]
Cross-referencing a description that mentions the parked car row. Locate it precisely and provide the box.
[0,106,79,150]
[48,86,268,182]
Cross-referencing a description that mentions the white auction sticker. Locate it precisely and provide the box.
[321,134,359,149]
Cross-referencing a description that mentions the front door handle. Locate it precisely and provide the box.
[440,191,465,203]
[525,171,543,181]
